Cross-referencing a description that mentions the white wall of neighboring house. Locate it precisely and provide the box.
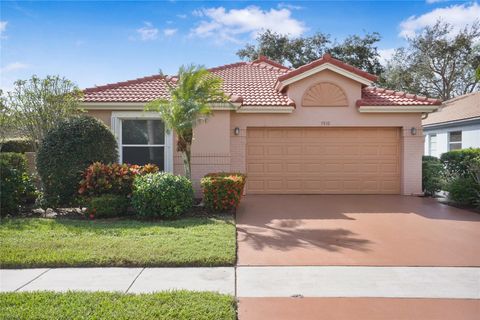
[424,122,480,158]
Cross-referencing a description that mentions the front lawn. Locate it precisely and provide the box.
[0,291,236,320]
[0,217,235,268]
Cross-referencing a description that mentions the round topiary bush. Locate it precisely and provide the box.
[36,115,118,206]
[132,172,193,218]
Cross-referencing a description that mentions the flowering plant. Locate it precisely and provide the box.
[201,172,246,212]
[78,162,158,197]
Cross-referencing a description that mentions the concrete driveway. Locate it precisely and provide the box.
[236,195,480,266]
[236,195,480,319]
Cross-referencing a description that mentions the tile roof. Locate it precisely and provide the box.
[83,56,441,109]
[83,75,172,103]
[357,87,442,107]
[83,58,294,106]
[423,92,480,126]
[277,53,378,84]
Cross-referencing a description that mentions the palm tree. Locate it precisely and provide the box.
[146,65,229,179]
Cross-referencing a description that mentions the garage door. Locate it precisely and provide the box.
[246,127,401,194]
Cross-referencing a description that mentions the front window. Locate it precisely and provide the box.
[448,131,462,151]
[428,134,437,156]
[120,119,165,170]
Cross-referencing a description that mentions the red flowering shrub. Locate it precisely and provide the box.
[78,162,158,197]
[201,173,246,212]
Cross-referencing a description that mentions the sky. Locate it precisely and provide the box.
[1,0,479,91]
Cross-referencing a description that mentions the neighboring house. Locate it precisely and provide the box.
[423,92,480,158]
[82,54,440,195]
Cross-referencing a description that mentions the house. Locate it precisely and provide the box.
[82,54,441,195]
[423,92,480,158]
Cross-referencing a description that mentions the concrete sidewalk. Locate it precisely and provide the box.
[2,266,479,299]
[0,267,235,294]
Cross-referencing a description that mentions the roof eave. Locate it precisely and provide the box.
[80,101,242,110]
[358,105,439,113]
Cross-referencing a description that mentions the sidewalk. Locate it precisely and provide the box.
[0,267,235,294]
[2,266,479,299]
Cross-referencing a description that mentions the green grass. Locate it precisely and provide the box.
[0,291,236,320]
[0,217,236,268]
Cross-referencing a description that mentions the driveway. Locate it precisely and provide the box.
[236,195,480,266]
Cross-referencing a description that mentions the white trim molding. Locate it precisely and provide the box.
[236,106,295,113]
[276,62,373,91]
[358,105,439,113]
[81,101,241,111]
[111,111,173,173]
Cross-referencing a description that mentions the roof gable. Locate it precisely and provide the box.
[275,54,377,91]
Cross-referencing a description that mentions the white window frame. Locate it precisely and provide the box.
[428,134,437,156]
[448,131,462,151]
[111,111,173,172]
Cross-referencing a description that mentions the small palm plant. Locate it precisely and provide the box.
[146,65,229,179]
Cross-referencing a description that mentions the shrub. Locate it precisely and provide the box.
[0,153,36,216]
[78,162,158,197]
[446,176,479,206]
[422,156,445,196]
[36,115,118,206]
[0,138,36,153]
[86,194,130,218]
[132,172,193,218]
[440,149,480,206]
[440,148,480,178]
[201,173,246,212]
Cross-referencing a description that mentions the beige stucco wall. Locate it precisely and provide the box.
[173,110,231,191]
[85,69,424,195]
[86,110,112,127]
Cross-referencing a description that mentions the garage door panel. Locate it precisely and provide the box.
[246,127,401,194]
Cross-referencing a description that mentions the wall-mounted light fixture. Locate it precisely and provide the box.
[410,127,417,135]
[234,127,240,136]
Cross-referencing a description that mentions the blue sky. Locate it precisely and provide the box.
[1,1,479,91]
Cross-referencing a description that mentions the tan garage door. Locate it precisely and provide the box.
[246,127,401,194]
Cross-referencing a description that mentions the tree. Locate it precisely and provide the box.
[236,30,383,75]
[146,65,229,179]
[0,90,14,150]
[380,21,480,100]
[4,75,82,150]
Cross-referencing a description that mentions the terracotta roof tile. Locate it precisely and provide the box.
[83,57,441,109]
[277,53,378,84]
[423,92,480,126]
[357,87,442,107]
[83,59,293,106]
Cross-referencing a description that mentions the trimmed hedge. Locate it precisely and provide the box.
[0,138,36,153]
[132,172,194,218]
[36,115,118,206]
[422,156,445,196]
[87,194,130,218]
[79,162,159,197]
[440,148,480,206]
[201,173,246,212]
[440,148,480,178]
[0,153,36,216]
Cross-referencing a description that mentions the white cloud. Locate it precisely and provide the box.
[191,6,306,42]
[378,48,396,65]
[277,3,303,10]
[136,22,159,41]
[400,2,480,38]
[1,62,29,73]
[177,14,187,19]
[425,0,448,4]
[163,28,178,36]
[0,21,7,39]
